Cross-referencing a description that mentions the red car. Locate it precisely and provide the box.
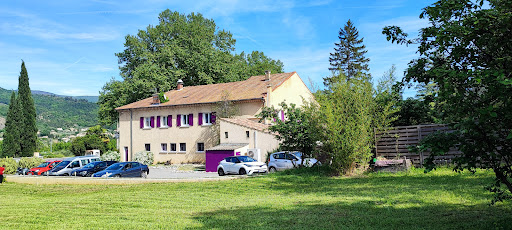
[28,160,62,175]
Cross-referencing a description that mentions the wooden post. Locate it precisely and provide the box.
[374,127,378,158]
[418,125,423,167]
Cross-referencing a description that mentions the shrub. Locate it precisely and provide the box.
[18,157,44,169]
[101,151,120,161]
[0,157,17,174]
[133,151,154,165]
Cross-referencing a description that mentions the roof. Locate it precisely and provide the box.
[207,143,249,151]
[220,118,272,133]
[116,72,296,110]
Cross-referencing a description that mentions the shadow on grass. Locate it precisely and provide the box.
[187,201,511,230]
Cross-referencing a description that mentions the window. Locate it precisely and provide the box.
[170,143,177,152]
[246,131,250,138]
[180,143,186,152]
[161,116,168,127]
[145,144,151,151]
[144,117,151,128]
[201,112,212,125]
[225,132,228,138]
[181,114,190,126]
[161,143,168,152]
[197,143,204,152]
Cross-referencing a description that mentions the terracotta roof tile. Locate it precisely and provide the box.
[220,117,272,133]
[116,72,296,110]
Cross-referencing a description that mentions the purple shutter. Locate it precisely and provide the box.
[157,116,161,128]
[280,110,285,121]
[167,115,172,127]
[150,116,155,128]
[211,113,216,124]
[140,117,144,129]
[177,114,181,127]
[198,113,203,125]
[189,113,193,126]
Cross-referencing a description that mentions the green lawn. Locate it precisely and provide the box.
[0,168,510,229]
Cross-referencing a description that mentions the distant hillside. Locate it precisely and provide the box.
[29,90,99,103]
[0,87,98,135]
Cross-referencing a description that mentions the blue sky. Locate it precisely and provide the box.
[0,0,435,97]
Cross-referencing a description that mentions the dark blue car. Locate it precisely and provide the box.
[71,161,117,177]
[92,162,149,178]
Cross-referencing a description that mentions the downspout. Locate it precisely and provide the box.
[130,109,133,162]
[253,131,258,149]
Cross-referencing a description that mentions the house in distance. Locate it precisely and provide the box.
[115,71,314,165]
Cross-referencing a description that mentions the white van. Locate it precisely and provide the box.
[49,156,100,176]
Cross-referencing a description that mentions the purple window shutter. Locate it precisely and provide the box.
[140,117,144,129]
[177,114,181,127]
[198,113,203,125]
[167,115,172,127]
[189,113,193,126]
[157,116,161,128]
[211,113,216,124]
[150,116,155,128]
[280,110,285,121]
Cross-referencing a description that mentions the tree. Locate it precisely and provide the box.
[325,19,369,86]
[373,65,401,129]
[2,92,22,157]
[243,51,284,77]
[258,101,321,166]
[99,10,284,125]
[383,0,512,202]
[17,61,38,156]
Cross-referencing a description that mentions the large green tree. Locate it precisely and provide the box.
[17,61,38,156]
[325,19,369,86]
[99,10,283,125]
[2,92,22,157]
[383,0,512,201]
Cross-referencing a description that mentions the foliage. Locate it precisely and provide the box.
[101,150,121,162]
[17,61,38,157]
[214,91,240,119]
[41,149,73,158]
[158,92,169,103]
[133,151,154,165]
[392,97,436,126]
[258,101,321,165]
[2,92,21,157]
[0,168,510,229]
[373,65,401,129]
[383,0,512,200]
[17,157,44,169]
[316,75,374,175]
[0,157,17,174]
[99,10,283,125]
[325,19,369,86]
[70,125,113,155]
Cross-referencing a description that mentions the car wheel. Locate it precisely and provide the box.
[239,168,247,175]
[269,167,277,173]
[85,172,92,177]
[63,173,69,176]
[114,174,121,178]
[141,171,148,178]
[218,168,225,176]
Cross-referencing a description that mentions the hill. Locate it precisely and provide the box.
[0,87,98,135]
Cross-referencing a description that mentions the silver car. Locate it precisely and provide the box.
[267,151,319,173]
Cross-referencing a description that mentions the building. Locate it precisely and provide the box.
[116,71,314,164]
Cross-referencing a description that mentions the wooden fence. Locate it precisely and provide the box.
[375,124,461,166]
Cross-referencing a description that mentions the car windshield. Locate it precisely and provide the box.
[291,152,302,158]
[106,163,125,171]
[36,162,50,168]
[83,162,98,168]
[237,156,256,162]
[56,161,70,168]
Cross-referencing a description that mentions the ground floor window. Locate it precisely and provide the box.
[161,143,167,152]
[180,143,186,152]
[170,143,177,152]
[145,143,151,152]
[197,143,204,152]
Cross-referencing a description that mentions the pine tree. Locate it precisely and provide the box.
[3,92,22,157]
[325,20,370,86]
[17,61,38,157]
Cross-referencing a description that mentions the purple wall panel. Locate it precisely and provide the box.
[156,116,161,127]
[205,150,234,172]
[198,113,203,125]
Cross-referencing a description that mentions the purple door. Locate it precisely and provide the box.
[124,147,129,161]
[205,150,234,172]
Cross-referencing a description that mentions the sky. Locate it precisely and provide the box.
[0,0,436,97]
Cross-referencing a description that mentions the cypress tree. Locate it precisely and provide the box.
[3,92,22,157]
[17,61,38,157]
[325,19,370,86]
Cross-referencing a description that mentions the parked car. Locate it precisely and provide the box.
[92,162,149,178]
[267,151,319,172]
[70,161,117,177]
[16,167,30,175]
[27,160,62,175]
[217,156,268,176]
[49,156,100,176]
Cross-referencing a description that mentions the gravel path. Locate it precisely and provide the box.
[147,165,223,179]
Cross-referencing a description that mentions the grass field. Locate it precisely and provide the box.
[0,168,510,229]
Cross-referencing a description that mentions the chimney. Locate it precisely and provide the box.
[151,93,160,105]
[265,70,271,81]
[177,79,184,90]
